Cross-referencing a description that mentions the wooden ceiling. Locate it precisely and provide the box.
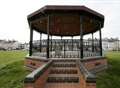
[28,5,104,36]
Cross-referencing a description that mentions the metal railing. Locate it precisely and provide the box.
[32,39,101,58]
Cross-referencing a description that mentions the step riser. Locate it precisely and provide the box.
[50,70,78,74]
[52,64,76,67]
[53,62,76,64]
[47,77,79,83]
[53,60,76,63]
[47,60,79,84]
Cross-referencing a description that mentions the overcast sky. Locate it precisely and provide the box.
[0,0,120,43]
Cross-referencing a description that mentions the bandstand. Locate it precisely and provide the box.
[24,5,107,88]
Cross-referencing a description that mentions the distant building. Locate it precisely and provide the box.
[102,38,120,51]
[20,43,29,50]
[0,40,21,50]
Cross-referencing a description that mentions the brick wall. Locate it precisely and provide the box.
[80,73,86,88]
[79,71,96,88]
[24,57,48,71]
[81,57,107,71]
[86,83,96,88]
[79,59,96,88]
[25,59,45,69]
[34,67,50,88]
[24,61,52,88]
[24,65,51,88]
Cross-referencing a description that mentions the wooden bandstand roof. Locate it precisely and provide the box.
[28,5,104,36]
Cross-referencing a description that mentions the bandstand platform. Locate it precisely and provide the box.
[24,5,107,88]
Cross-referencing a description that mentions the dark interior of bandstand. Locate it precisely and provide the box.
[24,5,106,88]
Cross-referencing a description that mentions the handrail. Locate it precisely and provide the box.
[26,56,48,62]
[89,64,107,74]
[24,60,52,83]
[78,60,96,82]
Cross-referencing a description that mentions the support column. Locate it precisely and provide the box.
[47,15,50,58]
[72,36,73,51]
[50,36,52,58]
[39,33,42,52]
[29,23,33,56]
[60,36,63,57]
[54,41,56,57]
[80,16,83,59]
[92,33,94,52]
[99,23,102,56]
[61,36,62,51]
[64,39,66,58]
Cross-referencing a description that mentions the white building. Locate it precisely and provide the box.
[102,38,120,51]
[0,40,21,50]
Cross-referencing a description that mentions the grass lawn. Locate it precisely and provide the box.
[0,51,120,88]
[0,50,29,88]
[97,51,120,88]
[0,50,27,68]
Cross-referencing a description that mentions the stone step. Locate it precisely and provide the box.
[49,69,78,74]
[48,74,78,77]
[44,83,80,88]
[47,77,79,83]
[53,62,76,64]
[52,63,76,67]
[53,60,76,63]
[51,67,78,70]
